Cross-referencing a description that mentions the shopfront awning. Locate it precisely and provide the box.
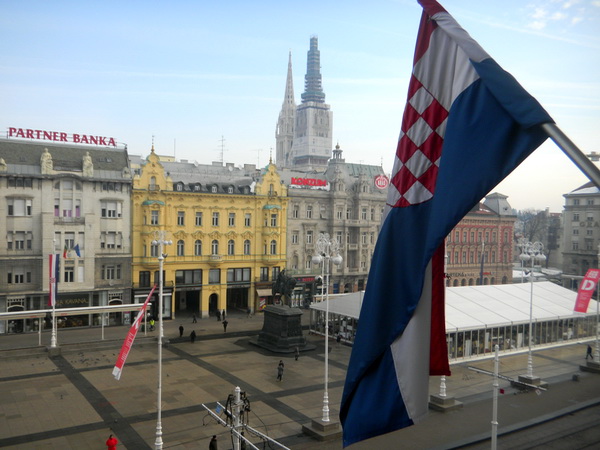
[257,289,272,297]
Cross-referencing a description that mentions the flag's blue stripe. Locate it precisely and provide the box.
[341,62,550,445]
[342,347,410,446]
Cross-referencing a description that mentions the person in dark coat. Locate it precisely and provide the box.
[192,313,197,323]
[277,360,284,381]
[295,347,300,361]
[216,310,221,321]
[179,325,184,338]
[190,330,196,343]
[586,344,594,360]
[222,319,228,332]
[209,434,218,450]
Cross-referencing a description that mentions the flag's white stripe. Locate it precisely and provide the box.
[390,259,433,423]
[431,11,490,63]
[414,25,479,111]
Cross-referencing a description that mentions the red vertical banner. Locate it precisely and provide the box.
[112,285,156,380]
[574,269,600,313]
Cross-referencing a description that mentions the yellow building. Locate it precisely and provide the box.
[131,149,288,319]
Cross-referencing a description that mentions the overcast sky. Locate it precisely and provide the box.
[1,0,599,211]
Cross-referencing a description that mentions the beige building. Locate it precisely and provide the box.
[0,136,133,333]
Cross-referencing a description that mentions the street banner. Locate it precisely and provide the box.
[112,285,156,380]
[574,268,600,313]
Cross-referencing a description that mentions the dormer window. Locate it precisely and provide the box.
[211,185,218,193]
[194,183,201,192]
[228,186,234,194]
[176,183,183,191]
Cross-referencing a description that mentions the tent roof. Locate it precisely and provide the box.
[310,282,598,332]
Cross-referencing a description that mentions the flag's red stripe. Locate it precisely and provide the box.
[430,243,450,376]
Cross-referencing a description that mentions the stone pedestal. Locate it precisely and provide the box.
[580,360,600,374]
[513,374,549,390]
[250,305,314,353]
[302,418,342,441]
[429,393,463,412]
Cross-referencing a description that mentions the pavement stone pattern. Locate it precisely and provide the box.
[0,310,599,449]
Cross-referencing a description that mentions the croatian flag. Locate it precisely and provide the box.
[340,0,553,446]
[48,254,60,307]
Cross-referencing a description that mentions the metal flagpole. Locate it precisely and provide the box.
[541,123,600,187]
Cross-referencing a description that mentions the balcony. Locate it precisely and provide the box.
[54,216,85,225]
[209,254,222,267]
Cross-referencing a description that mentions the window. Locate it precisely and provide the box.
[103,264,121,280]
[260,267,269,281]
[573,199,580,205]
[336,210,343,220]
[271,213,277,227]
[270,240,277,254]
[305,258,312,269]
[8,232,31,250]
[228,186,234,194]
[306,204,313,219]
[149,176,157,190]
[195,240,202,256]
[293,205,299,219]
[151,210,159,225]
[229,213,235,226]
[209,268,220,283]
[573,229,579,235]
[176,183,183,191]
[176,269,202,285]
[588,199,595,206]
[588,215,594,222]
[573,242,579,250]
[336,231,343,244]
[211,239,219,255]
[272,266,280,280]
[100,232,120,249]
[361,232,368,244]
[150,242,159,257]
[228,239,235,255]
[211,185,218,193]
[7,269,31,284]
[64,265,74,282]
[361,208,367,220]
[371,208,375,221]
[177,211,185,226]
[227,268,251,283]
[101,201,121,218]
[244,213,251,227]
[139,271,151,287]
[346,208,351,220]
[307,230,313,244]
[177,240,185,256]
[7,198,32,216]
[292,232,299,244]
[244,239,251,255]
[212,212,219,226]
[195,212,203,226]
[573,213,580,221]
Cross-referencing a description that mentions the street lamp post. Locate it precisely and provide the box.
[152,231,172,450]
[518,240,546,379]
[312,233,342,423]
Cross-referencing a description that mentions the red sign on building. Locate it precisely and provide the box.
[9,127,117,147]
[374,174,389,189]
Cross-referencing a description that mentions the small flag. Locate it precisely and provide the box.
[48,254,59,307]
[340,0,553,446]
[63,244,68,259]
[74,244,81,257]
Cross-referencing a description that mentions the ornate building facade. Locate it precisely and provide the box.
[445,193,515,286]
[0,136,133,333]
[131,150,288,318]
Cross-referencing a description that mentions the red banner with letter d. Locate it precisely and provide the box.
[574,269,600,313]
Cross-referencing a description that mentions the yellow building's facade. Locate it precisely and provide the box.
[131,150,288,319]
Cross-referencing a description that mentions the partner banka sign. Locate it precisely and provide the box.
[8,127,117,147]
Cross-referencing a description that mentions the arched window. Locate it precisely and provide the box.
[150,176,157,189]
[228,239,235,255]
[194,240,202,256]
[177,240,184,256]
[244,239,251,255]
[211,239,219,255]
[270,239,277,255]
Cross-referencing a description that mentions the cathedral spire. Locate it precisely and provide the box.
[283,51,295,107]
[301,36,325,104]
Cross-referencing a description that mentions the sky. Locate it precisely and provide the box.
[1,0,599,212]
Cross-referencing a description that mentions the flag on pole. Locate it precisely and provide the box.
[48,253,59,307]
[574,268,600,313]
[112,285,157,380]
[340,0,553,446]
[63,244,68,259]
[74,244,81,257]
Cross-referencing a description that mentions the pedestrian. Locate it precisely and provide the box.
[192,313,197,323]
[190,330,196,343]
[336,334,342,346]
[586,344,593,360]
[149,318,155,331]
[277,360,284,381]
[247,307,251,318]
[216,310,221,321]
[295,346,299,361]
[209,434,218,450]
[106,434,118,450]
[222,309,226,320]
[179,325,184,338]
[222,319,228,332]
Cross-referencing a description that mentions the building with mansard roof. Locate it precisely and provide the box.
[0,136,132,333]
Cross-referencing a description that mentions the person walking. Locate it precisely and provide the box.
[277,360,284,381]
[149,318,155,331]
[295,347,300,361]
[222,319,228,333]
[222,309,226,320]
[209,434,218,450]
[190,330,196,343]
[586,344,593,360]
[179,325,184,338]
[192,313,197,323]
[216,310,221,321]
[106,434,118,449]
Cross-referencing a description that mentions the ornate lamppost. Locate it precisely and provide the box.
[152,231,171,449]
[518,240,546,380]
[311,233,342,422]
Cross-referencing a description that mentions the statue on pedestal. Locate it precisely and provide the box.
[40,148,53,174]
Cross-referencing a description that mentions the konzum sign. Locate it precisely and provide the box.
[291,177,327,187]
[9,127,117,147]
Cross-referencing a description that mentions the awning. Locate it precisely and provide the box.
[256,289,272,297]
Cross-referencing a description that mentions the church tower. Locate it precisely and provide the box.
[288,36,333,172]
[275,52,296,169]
